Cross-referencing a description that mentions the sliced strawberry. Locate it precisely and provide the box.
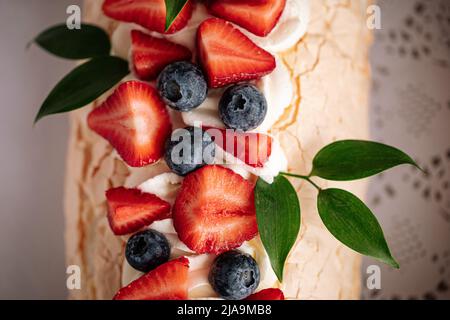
[102,0,194,34]
[208,0,286,37]
[231,0,268,3]
[205,128,272,168]
[167,0,195,34]
[106,187,171,235]
[197,18,276,88]
[113,257,189,300]
[173,165,258,254]
[88,81,172,167]
[245,288,285,300]
[131,30,192,80]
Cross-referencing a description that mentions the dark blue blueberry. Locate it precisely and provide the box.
[219,84,267,131]
[208,250,260,300]
[165,126,215,176]
[125,229,170,272]
[157,61,208,111]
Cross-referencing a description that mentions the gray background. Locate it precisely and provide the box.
[362,0,450,300]
[0,0,81,299]
[0,0,448,299]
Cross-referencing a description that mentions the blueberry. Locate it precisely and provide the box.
[165,126,215,176]
[125,229,170,272]
[157,61,208,111]
[208,250,260,300]
[219,84,267,131]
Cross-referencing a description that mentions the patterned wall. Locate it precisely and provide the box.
[362,0,450,300]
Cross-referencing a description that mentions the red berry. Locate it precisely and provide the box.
[131,30,192,81]
[208,0,286,37]
[103,0,194,34]
[106,187,171,236]
[245,288,285,300]
[88,81,172,167]
[197,18,276,88]
[173,165,258,254]
[113,257,189,300]
[205,128,273,168]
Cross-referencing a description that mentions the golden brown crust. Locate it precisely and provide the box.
[277,0,372,300]
[65,0,371,299]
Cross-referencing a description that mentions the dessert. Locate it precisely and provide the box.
[87,81,172,167]
[131,30,192,81]
[113,256,190,300]
[246,288,285,301]
[208,250,260,300]
[62,0,374,299]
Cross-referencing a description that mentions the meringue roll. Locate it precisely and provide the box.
[65,0,371,299]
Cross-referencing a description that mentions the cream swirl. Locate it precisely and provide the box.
[215,137,288,184]
[115,0,309,299]
[181,56,294,135]
[244,0,310,53]
[122,172,280,298]
[110,0,309,141]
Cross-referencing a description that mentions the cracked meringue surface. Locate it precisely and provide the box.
[66,0,371,300]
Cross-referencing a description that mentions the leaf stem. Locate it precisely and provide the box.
[280,172,322,191]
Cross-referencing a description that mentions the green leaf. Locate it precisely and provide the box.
[255,176,301,282]
[33,24,111,59]
[165,0,189,31]
[311,140,419,181]
[317,188,399,268]
[35,56,129,123]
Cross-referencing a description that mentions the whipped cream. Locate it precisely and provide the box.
[111,0,310,56]
[256,57,294,132]
[138,172,183,205]
[166,0,310,54]
[244,0,310,53]
[181,89,226,129]
[166,4,211,52]
[111,23,133,60]
[111,1,307,139]
[121,245,219,299]
[121,234,279,299]
[215,137,288,184]
[122,171,280,298]
[245,139,288,184]
[113,0,308,299]
[181,57,294,134]
[141,218,194,257]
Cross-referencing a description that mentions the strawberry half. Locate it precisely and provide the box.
[88,81,172,167]
[197,18,276,88]
[245,288,285,300]
[102,0,194,34]
[106,187,171,235]
[131,30,192,80]
[205,128,273,168]
[173,165,258,254]
[113,257,189,300]
[208,0,286,37]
